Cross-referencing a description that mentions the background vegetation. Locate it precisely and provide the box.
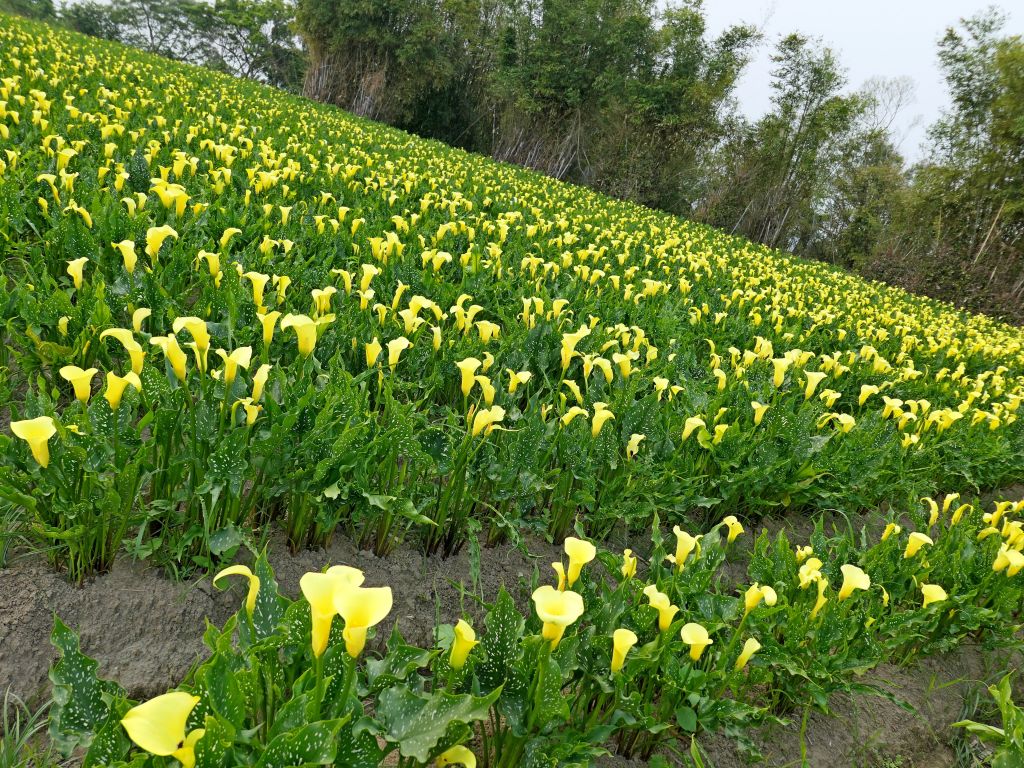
[5,0,1024,320]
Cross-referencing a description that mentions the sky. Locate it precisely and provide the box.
[701,1,1021,161]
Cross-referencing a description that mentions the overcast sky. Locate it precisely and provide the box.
[701,1,1020,161]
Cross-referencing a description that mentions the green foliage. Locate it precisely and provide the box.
[954,673,1024,768]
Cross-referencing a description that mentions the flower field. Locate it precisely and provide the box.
[1,14,1024,768]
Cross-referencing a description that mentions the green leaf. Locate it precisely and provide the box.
[375,686,501,762]
[48,616,125,754]
[254,719,346,768]
[477,587,524,692]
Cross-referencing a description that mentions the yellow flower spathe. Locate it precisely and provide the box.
[436,745,476,767]
[921,583,948,608]
[104,370,141,411]
[280,314,317,357]
[838,564,870,600]
[299,565,365,658]
[621,548,637,579]
[611,628,638,673]
[564,536,596,587]
[680,622,712,661]
[532,585,584,648]
[66,257,87,288]
[903,531,933,559]
[213,564,261,617]
[101,328,146,375]
[642,584,678,632]
[735,637,761,670]
[120,691,204,768]
[11,416,58,467]
[721,515,744,543]
[334,584,394,658]
[59,365,98,403]
[450,619,478,670]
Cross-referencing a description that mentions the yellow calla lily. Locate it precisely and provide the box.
[172,317,211,370]
[251,364,271,402]
[131,308,151,333]
[621,548,637,579]
[532,585,584,648]
[449,619,478,669]
[150,334,188,381]
[215,347,253,387]
[680,622,713,661]
[104,371,142,410]
[334,584,394,658]
[670,526,699,572]
[838,564,870,600]
[436,745,476,767]
[591,406,615,437]
[59,365,98,403]
[564,536,596,587]
[257,310,281,347]
[721,515,744,543]
[11,416,58,467]
[66,257,88,289]
[682,416,705,441]
[642,584,678,631]
[244,271,270,310]
[120,691,203,767]
[456,357,482,398]
[470,405,505,437]
[387,337,411,370]
[145,224,178,262]
[921,583,948,608]
[903,531,933,559]
[280,314,318,357]
[551,562,567,591]
[611,628,638,673]
[113,240,137,273]
[507,369,532,394]
[299,565,365,657]
[735,637,761,670]
[100,328,146,375]
[881,522,901,541]
[811,577,829,618]
[743,583,777,614]
[626,433,645,458]
[993,544,1024,577]
[213,564,261,616]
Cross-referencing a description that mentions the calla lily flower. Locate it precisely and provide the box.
[670,526,699,572]
[626,433,645,458]
[903,531,933,559]
[621,548,637,579]
[280,314,318,357]
[257,310,281,347]
[214,564,261,616]
[735,637,761,670]
[564,537,596,587]
[560,406,588,427]
[172,317,211,370]
[642,584,678,631]
[132,308,151,333]
[436,745,476,767]
[244,271,270,310]
[450,619,478,669]
[66,257,88,289]
[387,337,411,370]
[507,369,532,394]
[113,240,137,273]
[682,416,705,441]
[881,522,901,541]
[215,347,253,387]
[798,557,823,588]
[299,565,365,657]
[334,584,394,658]
[59,365,98,403]
[120,691,204,768]
[721,515,744,543]
[551,562,567,591]
[532,585,585,648]
[105,371,142,410]
[11,416,58,467]
[993,544,1024,577]
[101,328,146,375]
[811,577,829,618]
[145,224,178,262]
[470,405,505,437]
[611,628,638,673]
[591,405,615,437]
[251,364,271,402]
[457,358,482,397]
[474,376,495,405]
[150,334,188,381]
[838,564,870,600]
[743,583,777,614]
[680,623,713,661]
[921,583,948,608]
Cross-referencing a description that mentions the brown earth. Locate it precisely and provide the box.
[0,520,1017,767]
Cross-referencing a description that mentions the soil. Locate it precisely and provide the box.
[1,520,1017,768]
